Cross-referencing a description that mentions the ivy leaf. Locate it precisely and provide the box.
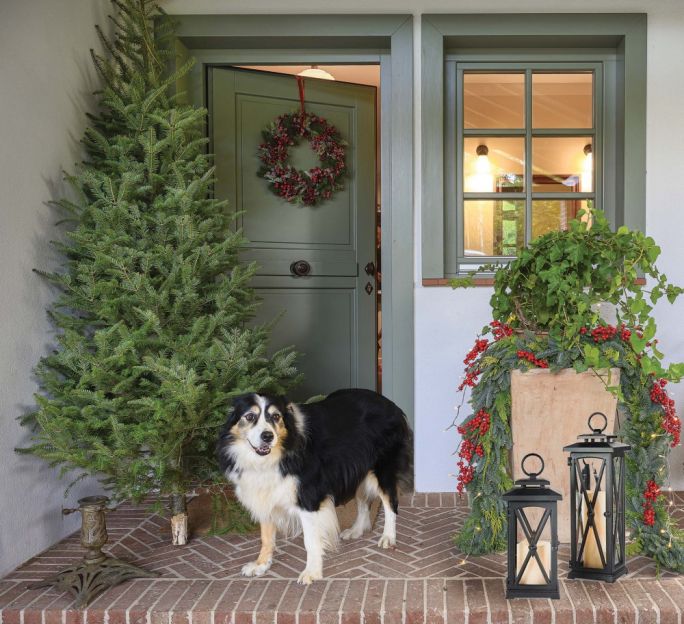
[583,344,600,368]
[630,334,648,353]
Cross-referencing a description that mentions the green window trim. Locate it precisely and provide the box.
[421,13,647,280]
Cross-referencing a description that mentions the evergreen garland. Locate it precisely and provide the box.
[18,0,299,505]
[452,210,684,572]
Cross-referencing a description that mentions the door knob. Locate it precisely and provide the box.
[365,261,376,276]
[290,260,311,277]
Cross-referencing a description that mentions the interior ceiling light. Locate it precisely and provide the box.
[297,65,335,81]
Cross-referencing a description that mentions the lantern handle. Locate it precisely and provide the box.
[588,411,608,434]
[521,453,545,478]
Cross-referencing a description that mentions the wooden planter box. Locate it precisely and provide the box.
[511,368,619,542]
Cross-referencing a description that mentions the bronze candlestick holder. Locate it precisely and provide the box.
[28,495,158,607]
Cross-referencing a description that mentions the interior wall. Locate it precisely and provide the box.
[0,0,108,576]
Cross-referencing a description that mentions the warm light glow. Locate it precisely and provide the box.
[581,144,593,193]
[466,146,495,193]
[297,66,335,81]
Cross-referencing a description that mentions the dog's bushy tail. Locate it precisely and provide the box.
[396,413,414,493]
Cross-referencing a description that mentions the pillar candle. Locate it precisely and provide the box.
[516,539,551,584]
[581,489,606,568]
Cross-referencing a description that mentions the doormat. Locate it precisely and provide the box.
[188,489,258,537]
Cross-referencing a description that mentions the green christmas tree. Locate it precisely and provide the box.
[19,0,298,543]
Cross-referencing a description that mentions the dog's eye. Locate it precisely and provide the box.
[244,412,256,422]
[271,413,281,423]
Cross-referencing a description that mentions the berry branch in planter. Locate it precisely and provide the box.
[452,209,684,572]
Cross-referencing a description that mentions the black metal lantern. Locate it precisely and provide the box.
[563,412,631,582]
[503,453,561,599]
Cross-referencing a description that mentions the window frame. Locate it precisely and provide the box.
[449,59,606,272]
[421,13,647,282]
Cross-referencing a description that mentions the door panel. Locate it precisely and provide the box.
[210,67,376,400]
[252,288,356,393]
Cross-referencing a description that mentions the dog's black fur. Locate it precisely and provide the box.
[217,388,413,514]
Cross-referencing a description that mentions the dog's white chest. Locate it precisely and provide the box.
[233,467,298,523]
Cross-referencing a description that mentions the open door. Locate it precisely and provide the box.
[210,67,377,399]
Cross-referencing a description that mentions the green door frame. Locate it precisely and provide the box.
[170,14,415,425]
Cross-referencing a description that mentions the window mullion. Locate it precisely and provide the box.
[524,68,533,245]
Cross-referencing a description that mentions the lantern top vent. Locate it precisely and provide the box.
[503,453,562,501]
[562,412,631,455]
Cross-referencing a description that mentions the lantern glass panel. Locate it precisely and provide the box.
[514,506,554,586]
[573,456,610,570]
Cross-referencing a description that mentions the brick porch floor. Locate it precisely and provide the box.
[1,492,684,624]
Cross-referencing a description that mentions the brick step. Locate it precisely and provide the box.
[2,577,684,624]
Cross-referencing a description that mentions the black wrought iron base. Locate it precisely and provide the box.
[28,557,158,608]
[506,586,560,600]
[567,564,627,583]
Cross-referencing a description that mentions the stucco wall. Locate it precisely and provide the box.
[165,0,684,492]
[0,0,108,576]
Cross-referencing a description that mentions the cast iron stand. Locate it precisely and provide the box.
[28,495,158,607]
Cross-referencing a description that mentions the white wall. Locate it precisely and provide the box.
[0,0,108,576]
[165,0,684,492]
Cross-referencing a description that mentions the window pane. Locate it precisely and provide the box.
[532,72,593,128]
[464,73,525,129]
[464,137,525,192]
[464,200,525,257]
[532,137,593,193]
[532,200,592,239]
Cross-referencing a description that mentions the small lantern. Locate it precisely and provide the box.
[563,412,631,582]
[503,453,561,599]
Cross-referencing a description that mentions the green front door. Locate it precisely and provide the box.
[210,67,377,400]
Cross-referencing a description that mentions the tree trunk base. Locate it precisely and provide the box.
[170,492,188,546]
[171,512,188,546]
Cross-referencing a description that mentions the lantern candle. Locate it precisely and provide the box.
[581,489,606,568]
[516,539,551,584]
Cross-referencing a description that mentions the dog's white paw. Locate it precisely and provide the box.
[340,526,365,541]
[241,560,272,577]
[297,569,322,585]
[377,535,396,549]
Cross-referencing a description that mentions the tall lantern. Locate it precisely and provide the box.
[563,412,631,582]
[503,453,561,599]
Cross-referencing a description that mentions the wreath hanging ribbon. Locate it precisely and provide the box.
[257,76,347,207]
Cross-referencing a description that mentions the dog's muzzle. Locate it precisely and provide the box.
[251,430,274,456]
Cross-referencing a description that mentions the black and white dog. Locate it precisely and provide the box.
[217,389,412,584]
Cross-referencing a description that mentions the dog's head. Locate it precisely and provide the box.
[219,393,297,470]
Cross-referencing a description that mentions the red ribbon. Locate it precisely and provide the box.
[296,75,306,115]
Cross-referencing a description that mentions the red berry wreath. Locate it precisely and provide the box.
[257,112,347,207]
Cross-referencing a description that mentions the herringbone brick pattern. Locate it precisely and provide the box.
[1,492,683,623]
